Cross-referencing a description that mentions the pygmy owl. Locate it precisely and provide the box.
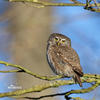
[46,33,83,87]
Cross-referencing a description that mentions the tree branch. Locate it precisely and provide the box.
[0,69,23,73]
[65,81,100,97]
[0,60,100,99]
[0,78,99,98]
[0,61,63,81]
[7,0,100,12]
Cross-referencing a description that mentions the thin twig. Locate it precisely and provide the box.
[8,0,100,7]
[8,0,100,12]
[65,81,100,97]
[0,61,63,81]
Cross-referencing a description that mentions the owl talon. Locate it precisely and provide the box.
[65,95,71,100]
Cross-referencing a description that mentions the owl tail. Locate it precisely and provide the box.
[73,74,82,87]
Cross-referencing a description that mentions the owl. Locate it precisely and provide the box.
[46,33,83,87]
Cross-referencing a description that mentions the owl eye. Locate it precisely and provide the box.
[54,37,59,41]
[61,39,66,43]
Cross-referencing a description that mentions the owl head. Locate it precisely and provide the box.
[48,33,71,47]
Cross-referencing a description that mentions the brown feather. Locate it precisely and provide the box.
[73,73,82,87]
[47,33,84,87]
[73,67,83,77]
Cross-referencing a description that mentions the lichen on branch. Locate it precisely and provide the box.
[0,60,100,99]
[8,0,100,12]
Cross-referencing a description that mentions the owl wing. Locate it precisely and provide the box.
[72,65,83,77]
[58,47,83,77]
[70,48,83,76]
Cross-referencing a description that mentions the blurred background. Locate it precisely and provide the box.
[0,0,100,100]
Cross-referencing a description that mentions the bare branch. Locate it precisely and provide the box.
[65,81,100,97]
[0,61,63,81]
[7,0,100,12]
[0,60,100,99]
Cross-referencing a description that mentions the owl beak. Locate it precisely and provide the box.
[57,42,61,46]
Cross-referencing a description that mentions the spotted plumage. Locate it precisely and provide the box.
[46,33,83,87]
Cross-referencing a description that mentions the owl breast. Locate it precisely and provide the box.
[46,47,61,75]
[46,44,74,76]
